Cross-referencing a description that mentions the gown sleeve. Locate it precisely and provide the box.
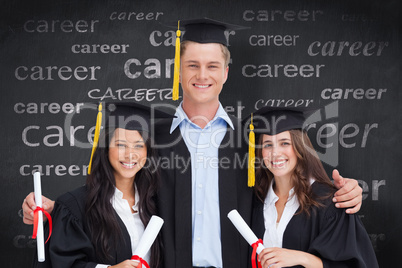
[46,190,100,268]
[307,194,379,268]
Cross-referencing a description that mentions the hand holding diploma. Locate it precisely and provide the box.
[131,215,164,268]
[228,209,265,268]
[22,192,54,225]
[32,172,52,262]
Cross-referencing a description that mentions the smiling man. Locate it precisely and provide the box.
[155,19,252,268]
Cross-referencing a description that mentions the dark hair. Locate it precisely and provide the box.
[254,129,336,216]
[85,126,162,267]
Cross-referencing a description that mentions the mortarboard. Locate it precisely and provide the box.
[168,18,248,100]
[250,106,317,135]
[175,17,248,46]
[88,102,174,174]
[245,106,318,187]
[105,102,174,132]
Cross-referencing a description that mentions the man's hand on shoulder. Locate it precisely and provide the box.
[332,169,363,214]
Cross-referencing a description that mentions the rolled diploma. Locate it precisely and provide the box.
[33,171,45,262]
[132,215,164,260]
[227,209,265,254]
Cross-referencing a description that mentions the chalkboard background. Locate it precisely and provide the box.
[1,0,401,267]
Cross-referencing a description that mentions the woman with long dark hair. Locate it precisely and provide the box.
[249,107,378,268]
[34,103,171,268]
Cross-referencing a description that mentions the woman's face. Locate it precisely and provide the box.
[261,131,297,181]
[108,128,147,181]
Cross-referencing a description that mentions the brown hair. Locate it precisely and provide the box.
[254,129,336,216]
[180,40,231,67]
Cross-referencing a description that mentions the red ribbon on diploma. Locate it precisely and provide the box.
[251,239,263,268]
[131,255,150,268]
[32,207,52,243]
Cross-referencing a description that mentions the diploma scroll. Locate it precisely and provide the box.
[132,215,164,262]
[33,171,45,262]
[227,209,265,254]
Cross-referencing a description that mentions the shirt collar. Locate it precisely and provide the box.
[265,178,316,207]
[265,180,279,206]
[114,186,140,211]
[169,102,234,133]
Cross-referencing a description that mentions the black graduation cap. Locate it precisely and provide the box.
[168,18,248,100]
[174,17,248,46]
[105,102,174,132]
[246,106,318,187]
[88,102,174,174]
[250,106,317,135]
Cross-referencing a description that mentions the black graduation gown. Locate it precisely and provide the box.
[33,186,132,268]
[250,182,379,268]
[155,115,253,268]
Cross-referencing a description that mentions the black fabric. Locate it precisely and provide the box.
[250,182,379,268]
[155,115,253,268]
[104,102,174,132]
[33,186,132,268]
[246,106,317,135]
[166,17,248,46]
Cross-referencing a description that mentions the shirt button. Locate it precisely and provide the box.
[197,237,201,241]
[198,184,203,188]
[197,210,202,215]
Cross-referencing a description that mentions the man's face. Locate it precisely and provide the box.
[180,42,229,106]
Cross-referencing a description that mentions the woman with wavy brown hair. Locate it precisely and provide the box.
[249,107,378,268]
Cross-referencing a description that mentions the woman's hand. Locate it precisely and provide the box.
[258,247,323,268]
[22,192,55,224]
[109,260,139,268]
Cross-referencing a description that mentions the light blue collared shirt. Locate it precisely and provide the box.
[170,102,234,268]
